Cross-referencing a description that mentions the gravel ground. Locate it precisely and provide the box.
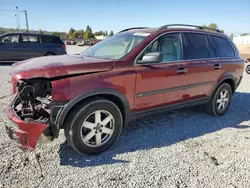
[1,59,250,188]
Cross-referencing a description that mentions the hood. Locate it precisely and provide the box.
[11,54,114,79]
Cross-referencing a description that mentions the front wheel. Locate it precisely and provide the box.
[205,83,232,116]
[64,98,123,155]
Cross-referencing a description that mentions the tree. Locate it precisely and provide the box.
[75,30,84,38]
[38,29,44,34]
[196,23,223,33]
[105,31,108,36]
[84,30,91,40]
[94,31,103,36]
[230,33,235,40]
[52,32,60,37]
[86,25,92,33]
[240,33,249,36]
[109,30,114,36]
[68,27,76,38]
[208,23,218,30]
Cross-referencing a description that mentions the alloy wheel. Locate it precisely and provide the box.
[80,110,115,147]
[216,89,229,111]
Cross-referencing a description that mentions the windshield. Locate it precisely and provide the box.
[80,31,150,60]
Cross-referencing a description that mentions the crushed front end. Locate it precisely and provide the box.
[6,77,64,150]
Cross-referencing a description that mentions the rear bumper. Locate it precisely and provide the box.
[6,95,49,150]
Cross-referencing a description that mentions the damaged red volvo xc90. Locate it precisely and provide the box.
[6,24,244,155]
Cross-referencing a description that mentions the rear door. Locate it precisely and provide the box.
[134,32,188,111]
[19,34,44,59]
[0,34,21,61]
[183,32,223,100]
[209,35,236,76]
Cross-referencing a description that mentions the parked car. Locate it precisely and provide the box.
[76,40,85,46]
[85,40,94,46]
[65,40,71,45]
[0,32,66,62]
[70,40,77,45]
[6,24,244,155]
[245,58,250,74]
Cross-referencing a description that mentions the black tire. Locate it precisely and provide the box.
[246,64,250,74]
[64,97,123,155]
[44,52,56,56]
[205,83,232,116]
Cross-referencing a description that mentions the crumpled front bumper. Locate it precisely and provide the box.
[6,95,49,150]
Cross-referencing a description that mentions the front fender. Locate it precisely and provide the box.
[56,88,132,127]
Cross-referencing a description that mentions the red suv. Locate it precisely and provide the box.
[6,24,244,155]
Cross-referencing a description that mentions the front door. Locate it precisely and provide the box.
[134,32,188,111]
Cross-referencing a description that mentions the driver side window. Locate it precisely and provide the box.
[139,33,182,62]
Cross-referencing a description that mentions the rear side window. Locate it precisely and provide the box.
[21,35,39,43]
[41,36,62,43]
[184,33,210,59]
[210,36,235,57]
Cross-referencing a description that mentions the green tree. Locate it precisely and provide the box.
[208,23,218,30]
[75,30,84,38]
[68,27,76,38]
[229,33,235,40]
[240,33,249,36]
[51,32,60,36]
[196,23,223,33]
[105,31,108,36]
[109,30,114,36]
[86,25,92,33]
[94,31,103,36]
[84,30,91,39]
[38,29,44,34]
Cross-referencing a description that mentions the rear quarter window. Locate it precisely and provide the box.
[41,35,62,44]
[210,35,235,57]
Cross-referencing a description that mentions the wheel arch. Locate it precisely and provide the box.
[214,75,236,95]
[57,88,132,128]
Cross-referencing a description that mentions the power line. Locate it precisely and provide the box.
[0,8,29,31]
[0,9,26,12]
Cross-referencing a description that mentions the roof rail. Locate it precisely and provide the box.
[158,24,222,33]
[118,27,149,33]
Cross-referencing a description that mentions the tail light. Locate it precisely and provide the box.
[62,43,66,49]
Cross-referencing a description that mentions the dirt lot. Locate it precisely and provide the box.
[1,46,250,188]
[237,44,250,60]
[66,45,89,55]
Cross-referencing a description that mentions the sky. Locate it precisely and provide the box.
[0,0,249,36]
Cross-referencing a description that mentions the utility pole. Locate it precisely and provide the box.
[0,8,29,32]
[15,14,18,29]
[16,6,20,30]
[24,10,29,32]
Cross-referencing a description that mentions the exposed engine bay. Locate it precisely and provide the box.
[13,79,52,124]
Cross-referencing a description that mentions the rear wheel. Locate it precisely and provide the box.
[64,98,123,155]
[205,83,232,116]
[246,64,250,74]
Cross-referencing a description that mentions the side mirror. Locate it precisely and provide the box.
[137,52,163,64]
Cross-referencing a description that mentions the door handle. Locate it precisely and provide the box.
[176,68,188,74]
[214,64,222,69]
